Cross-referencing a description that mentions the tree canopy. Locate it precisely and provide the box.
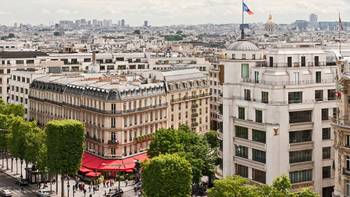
[46,119,85,176]
[148,126,217,183]
[208,175,319,197]
[142,154,192,197]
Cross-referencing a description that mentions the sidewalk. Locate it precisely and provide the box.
[0,157,139,197]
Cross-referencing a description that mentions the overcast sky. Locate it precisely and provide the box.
[0,0,349,26]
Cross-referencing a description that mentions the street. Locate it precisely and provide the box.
[0,171,36,197]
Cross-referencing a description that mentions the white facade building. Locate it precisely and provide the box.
[222,40,337,196]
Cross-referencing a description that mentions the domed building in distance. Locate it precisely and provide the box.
[265,14,275,34]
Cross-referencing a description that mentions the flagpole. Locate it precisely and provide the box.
[241,0,245,39]
[339,12,342,56]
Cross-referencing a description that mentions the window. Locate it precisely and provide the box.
[244,89,251,101]
[255,110,262,123]
[301,56,306,67]
[252,129,266,144]
[315,90,323,101]
[322,108,329,120]
[269,57,274,67]
[314,56,319,66]
[241,64,249,79]
[289,130,312,143]
[346,156,350,171]
[235,126,248,139]
[235,145,248,159]
[347,182,350,197]
[254,71,259,83]
[289,111,312,123]
[287,57,292,67]
[235,164,248,178]
[322,166,331,179]
[252,169,266,184]
[289,150,312,163]
[262,92,269,104]
[290,170,312,183]
[316,71,322,83]
[252,149,266,163]
[288,92,303,104]
[328,89,336,100]
[322,147,331,159]
[346,135,350,147]
[111,117,116,128]
[238,107,245,120]
[322,128,331,140]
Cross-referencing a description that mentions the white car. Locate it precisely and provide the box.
[35,190,52,197]
[0,189,12,197]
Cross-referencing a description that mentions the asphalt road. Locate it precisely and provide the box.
[0,171,36,197]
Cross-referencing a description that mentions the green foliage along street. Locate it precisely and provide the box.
[148,125,217,184]
[46,120,85,197]
[208,175,319,197]
[142,154,192,197]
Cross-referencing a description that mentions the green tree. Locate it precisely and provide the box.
[148,128,183,157]
[23,123,45,168]
[148,127,216,184]
[7,116,28,178]
[0,100,24,117]
[208,176,319,197]
[0,114,10,169]
[46,120,85,197]
[142,154,192,197]
[204,131,219,149]
[272,175,292,196]
[208,176,258,197]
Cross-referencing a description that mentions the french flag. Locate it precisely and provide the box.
[243,2,254,15]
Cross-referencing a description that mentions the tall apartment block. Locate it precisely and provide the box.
[222,40,337,196]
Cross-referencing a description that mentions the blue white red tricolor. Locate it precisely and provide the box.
[243,2,254,15]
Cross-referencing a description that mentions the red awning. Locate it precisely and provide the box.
[85,171,101,177]
[79,166,93,173]
[81,152,148,172]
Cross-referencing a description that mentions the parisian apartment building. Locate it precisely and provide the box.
[28,68,210,160]
[222,40,338,197]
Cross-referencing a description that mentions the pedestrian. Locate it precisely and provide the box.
[125,179,128,186]
[104,191,107,196]
[89,194,92,197]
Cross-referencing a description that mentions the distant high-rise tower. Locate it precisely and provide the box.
[309,13,318,23]
[144,20,149,27]
[121,19,125,27]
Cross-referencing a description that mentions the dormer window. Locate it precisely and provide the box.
[252,54,256,60]
[232,54,236,59]
[242,54,246,60]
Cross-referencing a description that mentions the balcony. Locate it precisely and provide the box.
[289,141,314,151]
[108,140,119,145]
[241,78,335,86]
[192,113,199,117]
[217,132,223,140]
[134,134,154,143]
[257,61,336,68]
[192,122,199,127]
[191,103,199,108]
[332,116,350,130]
[171,93,211,103]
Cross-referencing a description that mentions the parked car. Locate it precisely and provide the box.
[35,189,52,197]
[106,188,123,197]
[15,179,29,186]
[0,189,12,197]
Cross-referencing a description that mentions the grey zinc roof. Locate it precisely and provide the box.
[162,68,206,82]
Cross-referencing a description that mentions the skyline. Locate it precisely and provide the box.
[0,0,349,26]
